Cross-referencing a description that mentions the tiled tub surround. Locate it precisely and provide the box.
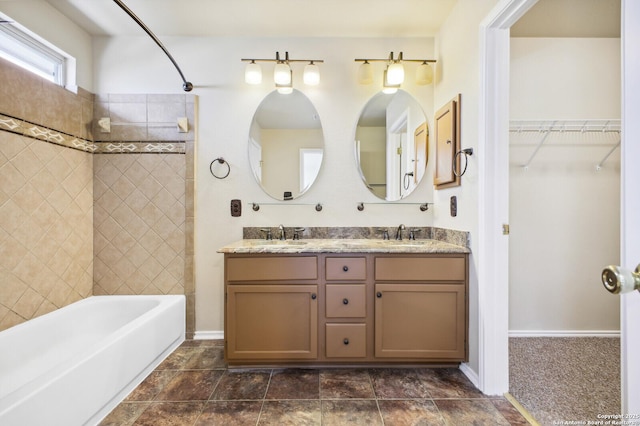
[0,131,94,330]
[93,153,186,297]
[0,56,196,335]
[92,94,196,338]
[100,340,529,425]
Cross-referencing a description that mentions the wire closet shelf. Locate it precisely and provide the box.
[509,119,621,170]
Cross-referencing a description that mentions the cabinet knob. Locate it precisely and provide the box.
[343,298,349,305]
[376,292,382,298]
[343,338,349,345]
[311,293,317,300]
[343,265,349,272]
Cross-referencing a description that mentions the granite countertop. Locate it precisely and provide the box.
[218,238,470,254]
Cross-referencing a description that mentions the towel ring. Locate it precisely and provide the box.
[210,157,230,179]
[453,148,473,177]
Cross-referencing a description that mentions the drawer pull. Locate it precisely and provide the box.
[343,298,349,305]
[376,292,382,298]
[311,293,317,300]
[343,338,349,345]
[343,265,349,272]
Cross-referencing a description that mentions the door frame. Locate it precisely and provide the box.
[478,0,639,410]
[477,0,538,395]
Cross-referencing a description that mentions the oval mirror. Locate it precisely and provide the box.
[249,89,324,200]
[355,90,428,201]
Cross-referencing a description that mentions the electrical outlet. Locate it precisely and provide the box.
[450,196,457,217]
[230,199,241,217]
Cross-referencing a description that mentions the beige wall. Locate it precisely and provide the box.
[433,0,501,375]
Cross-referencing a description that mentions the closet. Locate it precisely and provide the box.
[509,119,621,333]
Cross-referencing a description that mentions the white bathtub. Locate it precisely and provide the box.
[0,295,185,426]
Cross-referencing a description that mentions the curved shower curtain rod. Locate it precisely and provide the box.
[113,0,193,92]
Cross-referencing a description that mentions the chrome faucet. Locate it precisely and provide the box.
[278,224,286,240]
[395,224,405,240]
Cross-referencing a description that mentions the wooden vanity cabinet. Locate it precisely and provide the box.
[225,255,319,361]
[322,256,370,361]
[374,255,468,361]
[224,252,468,365]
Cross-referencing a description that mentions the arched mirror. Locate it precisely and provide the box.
[355,90,428,200]
[249,89,324,200]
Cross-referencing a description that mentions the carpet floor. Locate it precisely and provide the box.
[509,337,620,426]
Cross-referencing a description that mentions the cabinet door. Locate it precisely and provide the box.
[227,285,318,360]
[374,284,465,360]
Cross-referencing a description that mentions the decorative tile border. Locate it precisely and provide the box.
[93,141,185,154]
[0,113,185,154]
[0,113,97,153]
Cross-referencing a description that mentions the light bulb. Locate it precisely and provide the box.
[386,62,404,85]
[382,69,400,94]
[357,61,373,85]
[274,63,291,85]
[244,61,262,85]
[303,62,320,85]
[416,62,433,85]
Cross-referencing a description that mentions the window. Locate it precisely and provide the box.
[0,15,74,89]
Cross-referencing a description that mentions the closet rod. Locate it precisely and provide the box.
[510,119,621,133]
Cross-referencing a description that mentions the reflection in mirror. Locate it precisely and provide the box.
[249,89,324,200]
[355,90,428,201]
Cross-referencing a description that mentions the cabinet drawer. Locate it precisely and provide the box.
[326,285,366,318]
[375,256,466,281]
[326,324,367,358]
[226,256,318,281]
[326,257,366,280]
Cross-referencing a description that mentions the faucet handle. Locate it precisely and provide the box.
[409,229,422,240]
[293,227,305,240]
[260,228,272,240]
[377,228,390,240]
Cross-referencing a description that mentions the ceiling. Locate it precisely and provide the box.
[43,0,458,38]
[37,0,620,40]
[512,0,620,38]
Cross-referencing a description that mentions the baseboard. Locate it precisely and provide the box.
[459,363,480,389]
[193,331,224,340]
[509,330,620,338]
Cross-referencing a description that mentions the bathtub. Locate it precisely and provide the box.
[0,295,185,426]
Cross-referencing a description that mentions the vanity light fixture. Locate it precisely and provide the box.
[357,60,374,85]
[382,70,400,94]
[386,52,404,85]
[241,52,324,93]
[354,52,436,87]
[416,61,434,85]
[245,60,262,85]
[303,61,320,85]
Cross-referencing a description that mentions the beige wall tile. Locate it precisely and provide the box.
[1,87,194,335]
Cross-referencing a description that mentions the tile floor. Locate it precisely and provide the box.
[100,340,529,425]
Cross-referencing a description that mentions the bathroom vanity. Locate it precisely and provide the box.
[219,238,469,367]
